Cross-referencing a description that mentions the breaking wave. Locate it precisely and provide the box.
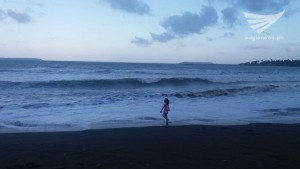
[166,85,279,98]
[0,78,218,89]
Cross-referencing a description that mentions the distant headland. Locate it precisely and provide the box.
[0,57,43,61]
[240,59,300,67]
[179,62,214,65]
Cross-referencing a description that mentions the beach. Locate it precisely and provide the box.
[1,123,300,169]
[1,1,300,168]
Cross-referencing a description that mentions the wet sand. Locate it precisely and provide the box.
[1,123,300,169]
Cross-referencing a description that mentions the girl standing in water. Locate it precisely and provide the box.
[160,98,170,126]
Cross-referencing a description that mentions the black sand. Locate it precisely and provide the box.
[1,123,300,169]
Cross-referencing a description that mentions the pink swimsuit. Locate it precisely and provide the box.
[163,104,170,116]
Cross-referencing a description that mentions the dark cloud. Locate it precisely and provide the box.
[150,5,218,43]
[161,12,202,36]
[104,0,150,15]
[284,8,299,18]
[6,9,32,23]
[221,0,293,28]
[234,0,290,14]
[222,8,239,27]
[151,32,175,42]
[131,37,151,46]
[133,5,218,43]
[162,6,218,37]
[132,0,296,44]
[223,32,235,38]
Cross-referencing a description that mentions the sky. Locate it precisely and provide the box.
[0,0,299,64]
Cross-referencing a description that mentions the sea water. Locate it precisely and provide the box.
[0,60,300,132]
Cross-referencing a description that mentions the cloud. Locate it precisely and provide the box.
[284,8,299,18]
[131,37,151,46]
[132,0,297,45]
[104,0,150,15]
[206,37,213,42]
[133,5,218,44]
[220,0,293,28]
[162,6,218,36]
[151,32,175,42]
[0,9,5,20]
[150,5,218,43]
[223,32,235,38]
[234,0,290,14]
[6,9,32,23]
[222,8,239,27]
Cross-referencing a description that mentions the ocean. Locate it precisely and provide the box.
[0,60,300,133]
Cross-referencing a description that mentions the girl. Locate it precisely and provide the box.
[160,98,170,126]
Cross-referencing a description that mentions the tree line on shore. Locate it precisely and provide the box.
[240,59,300,67]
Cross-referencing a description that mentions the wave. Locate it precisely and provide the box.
[0,121,39,128]
[261,107,300,116]
[167,85,279,98]
[0,121,78,129]
[22,103,50,109]
[0,78,218,89]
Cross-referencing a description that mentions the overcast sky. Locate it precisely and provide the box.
[0,0,299,64]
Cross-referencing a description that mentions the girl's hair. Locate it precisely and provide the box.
[164,98,169,105]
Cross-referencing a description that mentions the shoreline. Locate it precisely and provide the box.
[1,120,299,134]
[1,123,300,169]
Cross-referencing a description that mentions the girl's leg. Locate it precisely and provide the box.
[166,117,168,126]
[163,114,168,126]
